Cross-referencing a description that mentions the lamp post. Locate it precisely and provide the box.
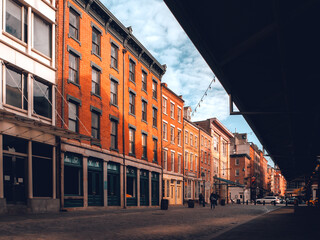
[201,172,206,204]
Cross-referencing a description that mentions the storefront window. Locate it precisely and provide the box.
[33,79,52,119]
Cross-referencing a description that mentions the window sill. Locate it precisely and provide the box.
[129,79,136,85]
[111,65,119,73]
[163,139,168,142]
[91,51,102,61]
[91,140,101,147]
[68,34,81,46]
[129,112,136,118]
[91,92,101,99]
[142,89,148,95]
[141,157,148,161]
[2,31,27,47]
[163,113,167,116]
[32,48,52,61]
[152,96,158,101]
[129,153,136,158]
[152,126,158,130]
[141,120,148,124]
[67,79,81,89]
[110,148,119,153]
[110,103,119,109]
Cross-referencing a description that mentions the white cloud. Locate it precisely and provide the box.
[103,0,230,121]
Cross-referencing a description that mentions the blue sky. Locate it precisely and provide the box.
[102,0,274,166]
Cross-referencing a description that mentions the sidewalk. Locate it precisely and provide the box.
[212,206,320,240]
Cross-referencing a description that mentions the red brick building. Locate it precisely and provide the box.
[199,128,211,203]
[56,0,166,209]
[161,83,184,205]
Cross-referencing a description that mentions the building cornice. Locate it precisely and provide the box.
[71,0,166,78]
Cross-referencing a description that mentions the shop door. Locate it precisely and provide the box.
[88,170,103,206]
[169,184,175,205]
[140,177,149,206]
[3,155,26,204]
[151,172,159,206]
[107,172,120,206]
[177,185,182,204]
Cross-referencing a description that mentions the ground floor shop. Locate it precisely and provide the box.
[184,175,201,202]
[162,173,183,205]
[61,141,161,209]
[0,131,58,214]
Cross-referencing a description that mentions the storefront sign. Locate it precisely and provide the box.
[88,159,102,169]
[64,154,81,166]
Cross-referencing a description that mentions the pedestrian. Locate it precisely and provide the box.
[199,193,203,206]
[210,192,216,210]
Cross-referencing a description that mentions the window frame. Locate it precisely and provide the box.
[33,13,52,58]
[91,67,100,96]
[91,110,100,140]
[68,100,79,133]
[69,52,79,84]
[152,107,157,128]
[142,71,147,91]
[142,100,147,122]
[129,92,136,115]
[153,138,158,163]
[129,127,135,155]
[110,79,118,106]
[163,122,168,141]
[92,27,101,56]
[111,43,118,69]
[129,59,135,83]
[152,80,157,99]
[110,119,118,150]
[142,133,147,159]
[69,8,80,40]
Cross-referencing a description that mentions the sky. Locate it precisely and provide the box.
[102,0,274,166]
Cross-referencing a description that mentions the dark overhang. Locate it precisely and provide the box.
[164,0,320,180]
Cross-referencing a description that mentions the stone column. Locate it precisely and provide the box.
[28,141,33,199]
[149,172,152,206]
[83,157,88,207]
[120,165,126,208]
[52,146,56,199]
[103,161,108,207]
[137,169,140,207]
[0,61,3,108]
[0,135,3,198]
[60,152,64,208]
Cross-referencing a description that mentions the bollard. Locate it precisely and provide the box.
[263,201,265,205]
[246,200,248,205]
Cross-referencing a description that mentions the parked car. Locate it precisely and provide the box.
[256,196,280,204]
[286,198,296,204]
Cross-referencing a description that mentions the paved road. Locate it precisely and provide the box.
[0,204,279,240]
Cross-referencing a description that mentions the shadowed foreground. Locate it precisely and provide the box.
[0,204,282,239]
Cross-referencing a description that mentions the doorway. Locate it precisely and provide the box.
[3,154,27,204]
[88,158,103,206]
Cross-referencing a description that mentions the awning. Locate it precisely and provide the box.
[0,108,92,143]
[213,176,245,188]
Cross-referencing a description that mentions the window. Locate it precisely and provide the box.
[235,158,240,165]
[195,156,198,171]
[170,102,174,118]
[92,28,100,56]
[142,100,147,122]
[141,133,147,159]
[129,128,135,155]
[163,122,167,140]
[201,150,203,162]
[177,108,182,122]
[214,135,219,151]
[162,97,167,114]
[34,14,52,57]
[190,134,193,146]
[204,152,207,163]
[171,152,175,172]
[68,101,78,132]
[110,120,118,150]
[129,92,135,115]
[185,152,188,169]
[69,52,79,83]
[91,68,100,96]
[235,169,240,176]
[111,43,118,69]
[163,150,167,170]
[195,136,197,148]
[223,141,227,156]
[177,130,181,146]
[91,111,100,139]
[110,80,118,105]
[201,136,204,146]
[142,71,147,91]
[6,0,27,42]
[33,79,52,118]
[153,139,158,163]
[129,60,135,82]
[69,8,79,40]
[152,80,157,99]
[170,126,175,143]
[178,155,181,173]
[190,154,193,171]
[208,153,211,165]
[152,108,157,127]
[5,67,27,110]
[185,131,188,144]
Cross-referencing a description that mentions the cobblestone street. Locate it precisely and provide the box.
[0,204,279,240]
